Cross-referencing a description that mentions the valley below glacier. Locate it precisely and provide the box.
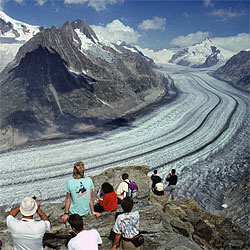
[0,65,249,221]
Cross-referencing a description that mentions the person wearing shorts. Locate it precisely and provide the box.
[61,161,100,223]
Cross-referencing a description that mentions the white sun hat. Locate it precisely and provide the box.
[20,197,38,216]
[155,182,164,191]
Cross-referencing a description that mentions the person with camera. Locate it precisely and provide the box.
[165,169,178,200]
[6,196,50,250]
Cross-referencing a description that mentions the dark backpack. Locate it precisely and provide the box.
[124,180,138,203]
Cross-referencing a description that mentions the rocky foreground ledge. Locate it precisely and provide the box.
[0,166,248,249]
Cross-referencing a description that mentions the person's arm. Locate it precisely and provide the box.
[7,206,20,217]
[99,193,106,207]
[110,233,121,250]
[166,173,171,182]
[61,192,71,223]
[97,193,104,206]
[36,202,49,221]
[90,189,100,218]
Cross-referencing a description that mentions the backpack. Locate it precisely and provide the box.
[124,180,138,203]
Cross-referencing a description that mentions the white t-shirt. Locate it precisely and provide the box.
[68,229,102,250]
[116,179,129,198]
[6,215,50,250]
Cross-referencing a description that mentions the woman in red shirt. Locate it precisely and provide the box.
[94,182,117,212]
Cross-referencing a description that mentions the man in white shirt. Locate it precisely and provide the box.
[6,197,50,250]
[116,173,129,201]
[67,214,102,250]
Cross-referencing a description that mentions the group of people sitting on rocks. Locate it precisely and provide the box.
[151,169,178,200]
[5,162,177,250]
[6,161,143,250]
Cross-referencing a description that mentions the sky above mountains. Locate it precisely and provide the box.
[0,0,249,51]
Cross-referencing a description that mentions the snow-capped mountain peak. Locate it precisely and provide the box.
[169,38,235,68]
[0,11,43,72]
[0,10,41,42]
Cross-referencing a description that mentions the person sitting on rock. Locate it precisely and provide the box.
[165,169,178,200]
[153,182,166,196]
[110,197,142,250]
[94,182,118,213]
[6,197,50,250]
[116,173,130,201]
[67,214,102,250]
[151,170,162,190]
[61,161,100,223]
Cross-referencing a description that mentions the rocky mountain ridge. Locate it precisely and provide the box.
[0,166,248,249]
[213,50,250,91]
[0,17,175,152]
[116,41,160,68]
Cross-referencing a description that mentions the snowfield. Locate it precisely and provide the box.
[0,43,22,72]
[0,65,249,213]
[0,11,40,42]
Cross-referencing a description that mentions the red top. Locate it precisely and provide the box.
[99,191,117,212]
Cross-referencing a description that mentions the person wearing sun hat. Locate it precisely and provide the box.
[6,197,50,250]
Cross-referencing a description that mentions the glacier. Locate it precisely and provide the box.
[0,65,249,213]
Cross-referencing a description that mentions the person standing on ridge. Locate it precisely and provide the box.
[165,169,178,200]
[6,197,50,250]
[61,161,100,223]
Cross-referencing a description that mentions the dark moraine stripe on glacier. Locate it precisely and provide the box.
[0,73,232,187]
[154,73,239,169]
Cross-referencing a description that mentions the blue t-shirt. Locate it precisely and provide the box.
[65,177,94,216]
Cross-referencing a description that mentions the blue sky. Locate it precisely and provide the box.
[1,0,249,51]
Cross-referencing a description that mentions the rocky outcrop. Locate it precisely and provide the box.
[0,166,247,250]
[213,50,250,91]
[218,172,250,233]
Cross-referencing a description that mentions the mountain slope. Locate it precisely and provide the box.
[169,38,234,68]
[213,50,250,91]
[0,11,41,41]
[0,11,42,72]
[0,19,173,151]
[0,43,22,72]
